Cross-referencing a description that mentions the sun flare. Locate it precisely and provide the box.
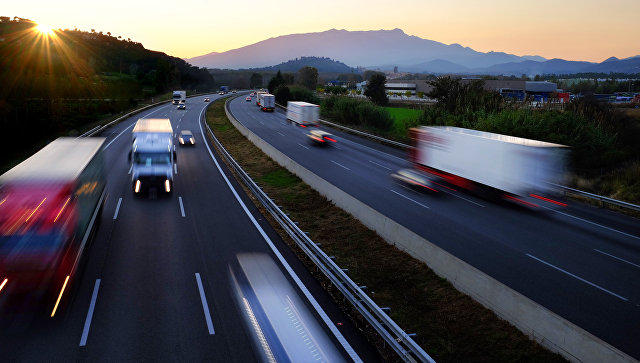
[36,24,54,35]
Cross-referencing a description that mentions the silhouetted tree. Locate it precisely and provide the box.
[249,73,263,88]
[364,73,388,106]
[298,66,318,90]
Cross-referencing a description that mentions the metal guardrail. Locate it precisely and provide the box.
[554,184,640,212]
[216,98,435,363]
[78,93,214,138]
[276,102,639,213]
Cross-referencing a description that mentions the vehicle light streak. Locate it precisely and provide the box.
[135,180,141,193]
[324,137,337,142]
[503,194,538,208]
[25,197,46,222]
[165,179,171,193]
[0,278,7,293]
[51,275,70,317]
[54,197,71,222]
[530,193,567,207]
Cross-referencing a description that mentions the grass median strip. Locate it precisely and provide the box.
[205,99,565,362]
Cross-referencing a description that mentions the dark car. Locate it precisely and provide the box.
[204,97,210,102]
[178,130,195,146]
[177,104,186,110]
[245,96,252,102]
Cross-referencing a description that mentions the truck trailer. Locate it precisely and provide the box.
[130,118,175,195]
[172,90,186,105]
[286,101,319,125]
[408,126,568,208]
[258,93,275,112]
[0,138,106,315]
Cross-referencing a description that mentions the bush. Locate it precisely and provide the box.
[321,96,393,131]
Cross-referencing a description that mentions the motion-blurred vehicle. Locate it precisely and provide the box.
[245,96,251,102]
[286,101,319,126]
[257,93,275,112]
[250,92,255,96]
[177,104,186,110]
[204,97,210,102]
[391,168,438,192]
[130,119,175,195]
[232,90,236,94]
[307,130,336,145]
[178,130,195,146]
[218,91,224,95]
[407,126,567,208]
[172,90,186,105]
[229,253,344,362]
[0,138,106,315]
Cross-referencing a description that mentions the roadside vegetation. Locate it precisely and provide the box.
[205,98,565,362]
[0,17,214,171]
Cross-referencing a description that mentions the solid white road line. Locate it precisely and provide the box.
[277,132,285,136]
[197,112,361,361]
[79,279,101,346]
[594,249,640,269]
[526,254,628,301]
[174,163,178,174]
[391,189,430,209]
[546,208,640,240]
[178,196,186,217]
[128,164,132,175]
[368,160,391,171]
[330,160,350,171]
[297,143,309,150]
[112,198,122,220]
[195,273,215,335]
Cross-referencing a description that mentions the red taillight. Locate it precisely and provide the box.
[300,125,307,128]
[529,194,567,207]
[504,194,539,208]
[325,137,337,142]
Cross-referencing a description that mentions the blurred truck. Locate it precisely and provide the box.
[407,126,568,208]
[255,91,267,107]
[129,118,175,195]
[0,138,106,315]
[286,101,319,126]
[172,90,186,105]
[258,93,275,112]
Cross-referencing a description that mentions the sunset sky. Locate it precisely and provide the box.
[5,0,639,63]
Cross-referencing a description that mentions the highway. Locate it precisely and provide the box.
[228,95,640,359]
[0,94,380,362]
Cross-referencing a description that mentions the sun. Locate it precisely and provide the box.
[35,24,54,35]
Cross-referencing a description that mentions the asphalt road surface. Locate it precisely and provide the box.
[0,94,381,362]
[228,95,640,359]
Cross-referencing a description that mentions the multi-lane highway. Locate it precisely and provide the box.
[0,94,381,362]
[228,95,640,359]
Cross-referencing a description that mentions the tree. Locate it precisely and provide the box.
[249,73,263,88]
[268,70,285,93]
[298,66,318,90]
[364,73,388,106]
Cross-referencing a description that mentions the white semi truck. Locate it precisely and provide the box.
[406,126,568,208]
[129,118,175,195]
[172,90,186,105]
[286,101,319,125]
[257,93,275,112]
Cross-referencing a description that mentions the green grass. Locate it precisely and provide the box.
[260,169,299,188]
[385,107,422,123]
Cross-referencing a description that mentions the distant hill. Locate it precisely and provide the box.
[187,28,640,76]
[186,28,543,70]
[247,56,354,73]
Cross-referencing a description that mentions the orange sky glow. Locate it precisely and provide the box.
[4,0,639,63]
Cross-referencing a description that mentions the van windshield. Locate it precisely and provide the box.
[134,152,170,166]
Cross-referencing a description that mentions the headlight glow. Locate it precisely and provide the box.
[135,180,141,193]
[165,179,171,193]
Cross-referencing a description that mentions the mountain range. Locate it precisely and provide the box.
[187,29,640,75]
